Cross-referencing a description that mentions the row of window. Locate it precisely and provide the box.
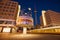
[0,6,16,13]
[0,16,15,20]
[0,3,17,8]
[0,21,16,24]
[3,7,15,10]
[2,9,15,13]
[0,13,14,16]
[5,3,17,7]
[8,1,17,5]
[0,1,17,5]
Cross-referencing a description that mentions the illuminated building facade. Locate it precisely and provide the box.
[40,10,60,27]
[0,0,19,32]
[16,11,34,32]
[0,0,18,27]
[16,16,34,27]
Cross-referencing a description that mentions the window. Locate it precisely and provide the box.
[8,14,13,16]
[11,5,14,6]
[6,9,8,12]
[0,12,3,15]
[11,4,16,7]
[7,7,9,9]
[10,9,14,12]
[3,9,8,12]
[4,7,6,8]
[4,7,9,9]
[0,0,2,2]
[0,6,2,8]
[4,13,6,15]
[5,3,10,6]
[13,22,16,25]
[5,21,12,24]
[0,3,4,5]
[0,21,4,24]
[3,9,5,11]
[0,16,2,18]
[11,8,15,10]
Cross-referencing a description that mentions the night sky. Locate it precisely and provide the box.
[13,0,60,25]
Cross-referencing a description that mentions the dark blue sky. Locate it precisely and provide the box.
[13,0,60,25]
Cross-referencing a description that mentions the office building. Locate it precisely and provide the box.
[40,10,60,27]
[0,0,19,32]
[0,0,18,26]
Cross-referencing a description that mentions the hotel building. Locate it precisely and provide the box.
[0,0,19,32]
[40,10,60,27]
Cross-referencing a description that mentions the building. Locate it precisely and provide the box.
[40,10,60,27]
[16,16,34,27]
[16,12,34,32]
[0,0,10,2]
[0,0,19,32]
[0,0,18,26]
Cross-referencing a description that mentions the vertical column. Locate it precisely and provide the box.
[42,10,47,26]
[23,27,27,34]
[16,5,21,25]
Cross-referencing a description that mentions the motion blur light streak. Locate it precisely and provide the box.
[12,34,41,38]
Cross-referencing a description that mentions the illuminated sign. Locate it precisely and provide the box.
[2,28,11,32]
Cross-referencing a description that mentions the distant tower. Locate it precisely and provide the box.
[34,2,37,26]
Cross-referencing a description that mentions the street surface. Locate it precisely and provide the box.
[0,33,60,40]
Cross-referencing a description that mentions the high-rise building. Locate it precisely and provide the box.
[0,0,19,32]
[0,0,18,27]
[40,10,60,27]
